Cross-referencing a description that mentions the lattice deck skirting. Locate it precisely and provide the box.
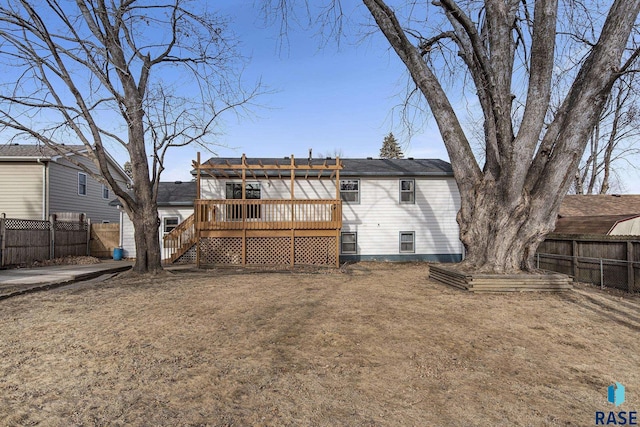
[196,235,337,267]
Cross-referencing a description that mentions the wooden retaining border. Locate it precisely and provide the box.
[430,265,573,293]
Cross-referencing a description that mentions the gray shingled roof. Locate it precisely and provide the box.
[109,181,197,207]
[156,181,197,205]
[0,144,86,158]
[196,157,453,177]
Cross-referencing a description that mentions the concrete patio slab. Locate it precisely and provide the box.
[0,260,133,299]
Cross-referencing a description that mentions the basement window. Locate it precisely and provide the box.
[341,232,357,254]
[400,231,415,253]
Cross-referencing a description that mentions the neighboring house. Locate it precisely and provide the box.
[553,194,640,235]
[117,155,463,265]
[0,144,129,223]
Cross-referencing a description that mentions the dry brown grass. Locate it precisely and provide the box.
[1,262,639,426]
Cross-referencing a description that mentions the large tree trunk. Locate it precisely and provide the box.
[129,204,162,275]
[363,0,640,274]
[457,179,558,273]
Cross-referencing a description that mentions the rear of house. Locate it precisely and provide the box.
[118,155,463,266]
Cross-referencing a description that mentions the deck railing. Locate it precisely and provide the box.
[162,213,196,262]
[194,199,342,231]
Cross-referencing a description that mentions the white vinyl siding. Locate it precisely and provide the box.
[121,207,193,259]
[341,177,461,257]
[0,162,44,219]
[201,175,461,257]
[49,156,124,223]
[201,178,336,200]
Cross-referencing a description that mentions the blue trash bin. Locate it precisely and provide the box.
[113,247,123,261]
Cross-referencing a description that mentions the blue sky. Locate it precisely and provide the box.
[154,2,640,193]
[157,1,451,182]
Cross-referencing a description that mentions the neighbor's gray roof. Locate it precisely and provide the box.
[196,157,453,177]
[109,181,197,207]
[0,144,86,158]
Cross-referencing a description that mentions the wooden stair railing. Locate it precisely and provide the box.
[163,214,196,264]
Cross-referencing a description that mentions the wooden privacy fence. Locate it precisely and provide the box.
[537,234,640,292]
[0,213,90,267]
[90,223,120,258]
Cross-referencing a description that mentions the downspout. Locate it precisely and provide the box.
[37,159,48,220]
[119,208,124,248]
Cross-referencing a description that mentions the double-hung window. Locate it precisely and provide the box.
[400,179,415,204]
[341,232,357,254]
[400,231,415,253]
[102,184,110,199]
[340,179,360,203]
[78,172,87,196]
[163,217,179,235]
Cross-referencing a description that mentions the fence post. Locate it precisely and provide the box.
[600,258,604,290]
[86,215,91,256]
[49,214,56,260]
[628,241,635,293]
[572,240,579,279]
[0,213,6,267]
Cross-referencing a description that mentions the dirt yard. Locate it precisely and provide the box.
[1,263,639,426]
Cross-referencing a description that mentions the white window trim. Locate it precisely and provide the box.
[163,216,179,235]
[399,231,415,253]
[340,179,360,204]
[78,172,87,196]
[399,179,415,204]
[341,231,357,254]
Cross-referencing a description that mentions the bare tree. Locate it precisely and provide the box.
[573,74,640,194]
[265,0,640,273]
[0,0,259,274]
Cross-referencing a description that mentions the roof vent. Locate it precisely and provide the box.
[174,180,182,184]
[408,157,414,160]
[612,194,622,197]
[367,157,373,160]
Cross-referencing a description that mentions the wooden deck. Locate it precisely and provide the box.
[194,199,342,231]
[430,265,573,292]
[163,199,343,266]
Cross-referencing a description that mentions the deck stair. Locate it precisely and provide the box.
[163,214,197,264]
[430,265,573,292]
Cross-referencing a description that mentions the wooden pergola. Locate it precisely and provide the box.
[187,153,344,267]
[192,152,343,199]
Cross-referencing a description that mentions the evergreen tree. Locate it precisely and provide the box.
[379,133,404,159]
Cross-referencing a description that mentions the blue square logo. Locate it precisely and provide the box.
[608,382,625,407]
